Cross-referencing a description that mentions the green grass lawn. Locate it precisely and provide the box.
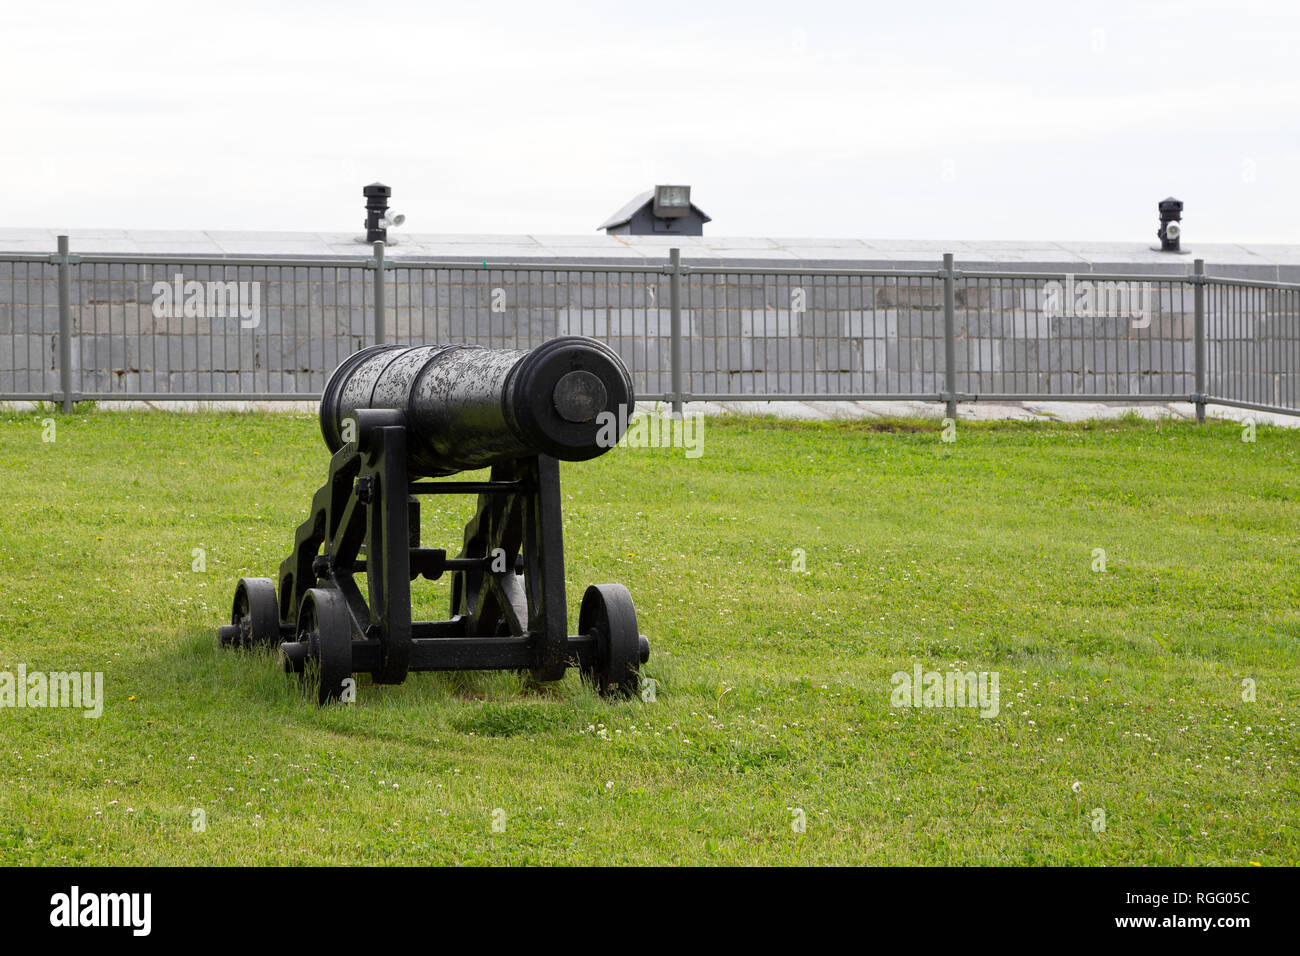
[0,407,1296,865]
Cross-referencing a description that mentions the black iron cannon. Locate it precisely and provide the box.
[218,336,650,703]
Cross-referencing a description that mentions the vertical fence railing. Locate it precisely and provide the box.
[372,240,387,346]
[667,247,684,415]
[1194,258,1206,423]
[1197,270,1300,416]
[3,235,1298,418]
[942,252,957,419]
[55,235,75,412]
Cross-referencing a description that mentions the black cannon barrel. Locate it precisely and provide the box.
[320,336,634,476]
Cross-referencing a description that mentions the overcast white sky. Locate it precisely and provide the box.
[2,0,1297,243]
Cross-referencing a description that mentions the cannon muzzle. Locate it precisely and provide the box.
[320,336,634,477]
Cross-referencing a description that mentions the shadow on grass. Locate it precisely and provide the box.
[106,629,664,749]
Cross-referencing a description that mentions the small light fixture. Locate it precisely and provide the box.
[652,184,691,219]
[360,182,400,245]
[1157,197,1184,253]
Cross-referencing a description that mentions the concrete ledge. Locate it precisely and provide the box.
[4,228,1300,276]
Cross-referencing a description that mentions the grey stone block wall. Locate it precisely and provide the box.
[1,251,1298,410]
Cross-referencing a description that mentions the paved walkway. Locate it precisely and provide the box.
[676,399,1299,428]
[3,398,1295,428]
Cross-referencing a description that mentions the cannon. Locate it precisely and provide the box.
[218,336,650,703]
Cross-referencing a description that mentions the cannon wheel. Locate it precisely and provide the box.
[222,577,280,649]
[579,583,643,698]
[297,588,354,705]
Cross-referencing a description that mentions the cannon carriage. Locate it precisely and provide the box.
[218,336,650,703]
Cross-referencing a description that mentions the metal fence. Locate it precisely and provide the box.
[2,236,1298,420]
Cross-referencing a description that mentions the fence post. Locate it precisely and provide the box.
[372,239,387,346]
[1193,258,1205,424]
[942,252,957,419]
[56,235,73,412]
[669,247,683,416]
